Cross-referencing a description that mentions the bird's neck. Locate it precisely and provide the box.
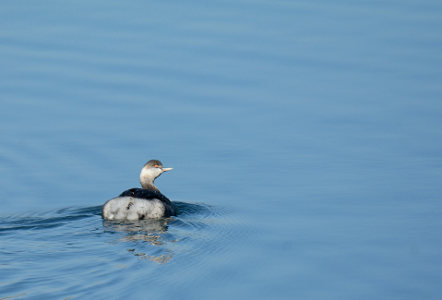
[140,178,159,191]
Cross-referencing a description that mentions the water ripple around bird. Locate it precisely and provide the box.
[0,200,240,298]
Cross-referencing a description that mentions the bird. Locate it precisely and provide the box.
[102,160,176,221]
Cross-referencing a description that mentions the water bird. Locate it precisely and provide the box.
[102,160,176,220]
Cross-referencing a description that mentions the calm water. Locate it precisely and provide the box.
[1,0,442,299]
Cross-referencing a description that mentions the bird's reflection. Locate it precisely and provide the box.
[103,218,175,264]
[128,248,173,264]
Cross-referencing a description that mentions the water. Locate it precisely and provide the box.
[1,0,442,299]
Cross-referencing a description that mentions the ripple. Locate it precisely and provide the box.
[0,206,101,234]
[173,201,215,217]
[0,200,242,298]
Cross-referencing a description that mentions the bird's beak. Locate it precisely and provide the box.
[162,167,173,172]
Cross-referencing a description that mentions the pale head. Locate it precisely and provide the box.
[139,159,173,191]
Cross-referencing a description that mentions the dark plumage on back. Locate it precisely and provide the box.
[119,188,168,202]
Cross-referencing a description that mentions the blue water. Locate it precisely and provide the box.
[1,0,442,299]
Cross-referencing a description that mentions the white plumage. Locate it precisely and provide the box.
[102,197,166,220]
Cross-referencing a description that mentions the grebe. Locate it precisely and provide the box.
[102,160,176,220]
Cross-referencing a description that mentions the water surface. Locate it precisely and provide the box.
[1,0,442,299]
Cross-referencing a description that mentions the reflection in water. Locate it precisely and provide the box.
[128,249,173,264]
[103,218,171,235]
[100,202,215,264]
[103,218,175,263]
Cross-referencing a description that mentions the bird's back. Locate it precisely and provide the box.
[102,188,176,220]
